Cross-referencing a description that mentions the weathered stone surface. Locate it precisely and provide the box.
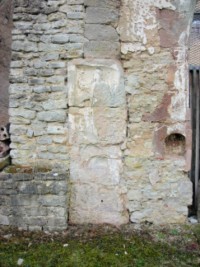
[68,59,125,107]
[70,183,128,225]
[69,107,126,145]
[6,0,195,229]
[70,145,123,186]
[84,41,120,58]
[37,111,66,122]
[84,0,120,8]
[52,34,69,44]
[0,215,9,225]
[85,7,118,24]
[85,24,119,41]
[0,172,68,230]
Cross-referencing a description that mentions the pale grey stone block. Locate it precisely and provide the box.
[85,24,119,41]
[68,0,84,4]
[52,34,69,44]
[69,34,88,43]
[24,41,38,52]
[9,108,36,120]
[84,41,120,58]
[37,110,66,122]
[47,124,66,134]
[59,4,84,14]
[38,43,62,52]
[49,61,66,68]
[37,136,53,145]
[29,78,45,85]
[67,12,85,20]
[0,215,9,225]
[48,12,66,22]
[86,7,118,24]
[39,195,67,207]
[84,0,120,8]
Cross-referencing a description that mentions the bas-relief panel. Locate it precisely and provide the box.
[68,59,125,108]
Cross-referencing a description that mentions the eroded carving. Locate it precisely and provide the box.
[68,59,125,107]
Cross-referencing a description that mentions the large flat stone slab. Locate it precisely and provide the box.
[68,59,125,107]
[69,183,129,225]
[70,145,123,186]
[69,107,127,145]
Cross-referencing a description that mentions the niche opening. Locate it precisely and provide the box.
[165,133,186,156]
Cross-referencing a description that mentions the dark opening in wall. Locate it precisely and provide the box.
[165,133,186,156]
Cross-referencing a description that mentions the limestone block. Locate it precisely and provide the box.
[70,183,128,225]
[24,41,38,52]
[0,215,9,225]
[14,22,33,30]
[52,34,69,44]
[48,12,66,21]
[69,107,126,145]
[67,12,85,20]
[37,136,53,145]
[85,7,118,24]
[126,122,154,157]
[9,108,36,120]
[69,34,88,43]
[37,110,66,122]
[85,24,119,41]
[38,195,67,207]
[43,99,67,110]
[65,20,84,34]
[62,43,84,58]
[47,124,67,135]
[70,145,123,186]
[38,43,62,52]
[68,59,125,107]
[59,4,84,14]
[84,0,120,8]
[84,41,120,58]
[68,0,84,4]
[53,136,67,144]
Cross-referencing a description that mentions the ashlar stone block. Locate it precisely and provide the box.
[69,183,128,225]
[69,107,126,145]
[68,59,125,107]
[70,145,123,186]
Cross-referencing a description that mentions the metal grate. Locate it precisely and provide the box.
[189,2,200,66]
[195,0,200,13]
[189,66,200,214]
[189,22,200,66]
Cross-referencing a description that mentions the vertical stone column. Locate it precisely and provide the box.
[68,59,129,224]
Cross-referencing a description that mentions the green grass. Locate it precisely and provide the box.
[0,225,200,267]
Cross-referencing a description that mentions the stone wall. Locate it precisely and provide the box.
[3,0,197,229]
[118,0,196,224]
[0,169,68,231]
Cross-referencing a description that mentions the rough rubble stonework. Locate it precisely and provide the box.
[0,171,68,231]
[0,0,197,229]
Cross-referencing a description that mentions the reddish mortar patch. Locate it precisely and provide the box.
[156,9,186,49]
[153,125,167,159]
[166,65,177,86]
[142,92,173,122]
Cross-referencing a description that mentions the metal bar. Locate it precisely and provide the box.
[195,67,199,212]
[191,68,196,189]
